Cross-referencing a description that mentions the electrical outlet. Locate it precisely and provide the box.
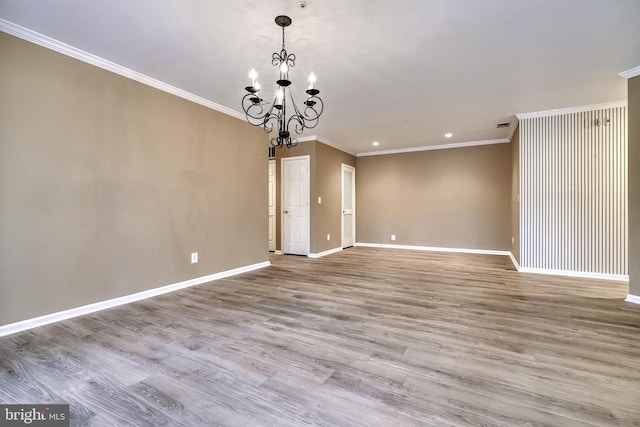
[191,252,198,263]
[391,234,396,241]
[512,236,515,245]
[327,234,330,241]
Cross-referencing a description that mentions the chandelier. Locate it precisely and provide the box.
[242,15,324,148]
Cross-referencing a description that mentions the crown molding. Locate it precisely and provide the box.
[507,116,519,141]
[296,135,319,144]
[357,138,509,157]
[296,135,356,156]
[619,66,640,79]
[516,100,628,120]
[0,19,245,121]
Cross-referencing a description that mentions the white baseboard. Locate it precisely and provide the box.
[355,242,510,256]
[0,261,271,338]
[274,250,282,255]
[624,294,640,305]
[509,252,521,271]
[308,247,343,259]
[518,267,629,282]
[355,244,629,282]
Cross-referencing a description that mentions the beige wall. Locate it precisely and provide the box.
[0,33,268,326]
[275,141,356,254]
[315,142,357,253]
[629,76,640,296]
[356,143,511,251]
[510,125,520,263]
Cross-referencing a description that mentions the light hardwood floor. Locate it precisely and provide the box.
[1,247,639,426]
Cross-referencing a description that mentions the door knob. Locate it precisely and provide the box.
[284,210,288,214]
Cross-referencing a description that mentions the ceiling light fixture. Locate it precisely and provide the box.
[445,133,453,138]
[242,15,324,148]
[372,141,380,146]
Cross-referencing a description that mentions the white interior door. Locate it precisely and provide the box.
[342,164,355,248]
[282,156,310,255]
[268,159,276,252]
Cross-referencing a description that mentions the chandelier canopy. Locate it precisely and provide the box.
[242,15,324,148]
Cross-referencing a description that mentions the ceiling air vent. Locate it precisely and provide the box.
[497,122,510,128]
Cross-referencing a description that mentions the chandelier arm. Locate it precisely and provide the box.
[287,90,302,118]
[288,90,323,130]
[287,114,305,135]
[270,135,299,148]
[270,136,282,147]
[243,99,272,127]
[241,93,270,121]
[262,113,277,134]
[301,96,324,129]
[286,91,307,135]
[242,93,286,136]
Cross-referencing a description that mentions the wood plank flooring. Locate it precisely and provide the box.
[1,247,639,426]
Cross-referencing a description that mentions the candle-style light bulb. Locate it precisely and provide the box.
[308,72,317,89]
[254,82,261,93]
[249,68,258,87]
[280,63,289,80]
[276,88,284,105]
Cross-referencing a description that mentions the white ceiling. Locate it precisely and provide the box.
[1,0,639,155]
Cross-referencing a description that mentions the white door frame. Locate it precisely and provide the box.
[341,163,356,248]
[268,159,276,252]
[281,155,310,255]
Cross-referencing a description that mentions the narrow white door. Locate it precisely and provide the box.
[342,164,355,248]
[282,156,310,255]
[268,159,276,251]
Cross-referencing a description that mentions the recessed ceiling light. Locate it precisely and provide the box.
[445,133,453,138]
[372,141,380,146]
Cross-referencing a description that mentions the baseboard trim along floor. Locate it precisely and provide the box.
[518,266,629,282]
[0,261,271,338]
[355,242,510,256]
[625,294,640,305]
[308,247,343,258]
[356,242,629,282]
